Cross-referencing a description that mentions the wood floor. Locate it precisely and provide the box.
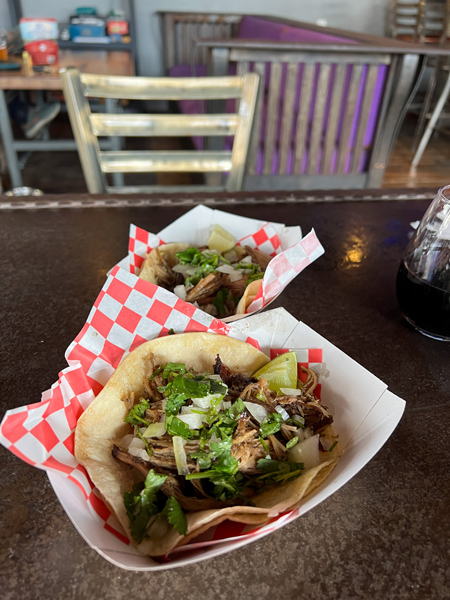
[5,114,449,194]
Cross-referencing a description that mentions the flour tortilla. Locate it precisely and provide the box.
[75,332,339,557]
[139,243,264,316]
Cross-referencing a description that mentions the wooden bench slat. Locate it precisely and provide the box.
[293,63,315,174]
[263,62,282,174]
[307,63,332,175]
[322,63,347,174]
[278,63,298,174]
[351,64,380,174]
[336,64,364,174]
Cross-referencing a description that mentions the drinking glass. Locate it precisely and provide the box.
[396,185,450,341]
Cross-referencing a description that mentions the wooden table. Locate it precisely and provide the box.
[0,50,135,188]
[1,189,449,599]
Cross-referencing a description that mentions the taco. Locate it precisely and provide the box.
[75,333,339,557]
[138,237,272,319]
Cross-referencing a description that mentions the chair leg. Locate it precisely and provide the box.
[410,70,450,171]
[105,98,124,187]
[0,89,23,187]
[413,57,439,152]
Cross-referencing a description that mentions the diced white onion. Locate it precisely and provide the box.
[187,267,199,276]
[177,413,205,429]
[143,422,166,438]
[228,271,243,282]
[275,405,290,421]
[173,436,189,476]
[207,374,223,381]
[192,393,223,409]
[172,264,192,275]
[203,249,219,256]
[320,436,333,451]
[129,437,146,450]
[217,264,235,274]
[280,387,302,396]
[223,250,238,263]
[128,438,150,461]
[291,414,305,427]
[129,447,151,461]
[243,401,268,423]
[173,284,186,300]
[202,303,218,316]
[120,433,134,449]
[240,255,253,264]
[287,434,320,470]
[222,400,232,410]
[296,427,312,442]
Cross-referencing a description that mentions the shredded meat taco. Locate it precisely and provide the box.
[138,242,271,318]
[75,333,339,557]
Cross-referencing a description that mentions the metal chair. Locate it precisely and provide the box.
[60,67,259,193]
[410,0,450,171]
[391,0,421,41]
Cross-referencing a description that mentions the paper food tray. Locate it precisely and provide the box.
[0,266,405,571]
[116,205,324,322]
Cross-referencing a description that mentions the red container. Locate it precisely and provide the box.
[107,20,128,35]
[24,40,59,65]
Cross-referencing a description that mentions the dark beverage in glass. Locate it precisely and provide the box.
[396,186,450,342]
[396,260,450,339]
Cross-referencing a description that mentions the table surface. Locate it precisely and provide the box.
[1,190,449,600]
[0,50,135,90]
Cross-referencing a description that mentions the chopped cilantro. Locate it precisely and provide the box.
[159,366,227,417]
[124,399,151,427]
[260,412,283,438]
[148,365,163,381]
[212,288,229,317]
[165,394,188,416]
[190,449,212,470]
[329,441,338,453]
[136,429,152,455]
[168,328,175,335]
[165,415,194,440]
[176,247,227,287]
[123,470,167,543]
[162,496,187,536]
[162,363,186,379]
[248,271,265,283]
[259,436,270,454]
[255,458,305,483]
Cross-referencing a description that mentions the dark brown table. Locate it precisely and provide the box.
[1,189,449,599]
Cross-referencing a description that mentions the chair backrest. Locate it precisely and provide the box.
[390,1,421,41]
[159,12,243,71]
[417,0,446,43]
[60,67,259,194]
[205,43,416,190]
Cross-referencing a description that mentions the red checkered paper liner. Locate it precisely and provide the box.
[248,230,324,312]
[0,263,325,566]
[127,222,324,314]
[128,221,281,276]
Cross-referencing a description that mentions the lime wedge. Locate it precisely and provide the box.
[207,224,236,254]
[253,351,298,393]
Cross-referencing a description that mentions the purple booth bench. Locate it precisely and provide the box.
[159,13,439,190]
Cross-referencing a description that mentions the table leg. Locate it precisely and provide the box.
[105,98,124,188]
[0,89,23,188]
